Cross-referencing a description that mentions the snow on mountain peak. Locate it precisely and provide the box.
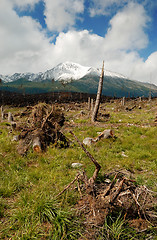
[0,62,127,83]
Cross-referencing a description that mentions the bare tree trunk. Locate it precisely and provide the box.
[8,112,14,122]
[90,99,94,113]
[91,61,104,122]
[149,90,151,101]
[121,97,125,106]
[88,97,91,111]
[1,105,4,120]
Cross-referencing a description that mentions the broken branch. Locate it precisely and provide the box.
[110,178,125,204]
[70,131,101,184]
[102,173,118,198]
[56,173,80,198]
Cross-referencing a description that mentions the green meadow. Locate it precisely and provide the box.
[0,98,157,239]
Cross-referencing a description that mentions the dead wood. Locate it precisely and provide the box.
[32,136,42,152]
[91,61,104,122]
[8,112,14,122]
[101,173,118,197]
[41,106,55,129]
[95,129,114,142]
[70,131,101,188]
[1,105,4,120]
[17,103,68,155]
[52,137,157,239]
[110,178,125,203]
[56,173,80,198]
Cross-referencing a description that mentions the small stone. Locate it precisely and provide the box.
[83,137,95,146]
[12,135,19,141]
[104,179,111,184]
[71,163,83,168]
[121,151,128,157]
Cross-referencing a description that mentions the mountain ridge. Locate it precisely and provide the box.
[0,62,127,83]
[0,62,157,97]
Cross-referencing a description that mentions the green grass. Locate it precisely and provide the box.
[0,99,157,239]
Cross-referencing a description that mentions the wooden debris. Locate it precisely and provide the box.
[83,129,114,146]
[101,173,118,198]
[110,178,125,203]
[32,136,42,152]
[8,112,14,122]
[121,96,125,106]
[1,105,4,120]
[56,173,80,198]
[57,151,157,238]
[95,129,114,141]
[17,103,68,155]
[70,131,101,187]
[88,97,91,111]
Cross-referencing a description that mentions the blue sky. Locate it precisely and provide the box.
[0,0,157,85]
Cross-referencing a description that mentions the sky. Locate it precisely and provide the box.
[0,0,157,85]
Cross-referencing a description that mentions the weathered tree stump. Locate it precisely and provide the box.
[8,112,14,122]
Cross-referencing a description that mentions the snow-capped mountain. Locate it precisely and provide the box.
[0,62,126,83]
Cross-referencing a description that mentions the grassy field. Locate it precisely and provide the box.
[0,98,157,239]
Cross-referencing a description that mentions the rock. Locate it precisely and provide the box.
[121,151,128,158]
[71,163,83,168]
[104,179,111,184]
[83,137,96,146]
[12,135,19,141]
[96,129,114,142]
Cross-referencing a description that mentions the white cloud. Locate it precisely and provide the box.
[52,30,104,66]
[43,0,84,32]
[0,0,52,73]
[11,0,40,10]
[131,52,157,83]
[104,2,149,51]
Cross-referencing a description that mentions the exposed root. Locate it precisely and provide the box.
[17,103,69,155]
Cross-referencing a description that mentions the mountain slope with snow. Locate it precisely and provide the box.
[0,62,157,97]
[0,62,126,83]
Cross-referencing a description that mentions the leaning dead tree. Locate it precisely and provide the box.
[91,61,104,122]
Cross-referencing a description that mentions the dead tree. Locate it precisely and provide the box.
[88,97,91,111]
[1,105,4,120]
[90,99,94,113]
[121,97,125,106]
[91,61,104,122]
[8,112,14,122]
